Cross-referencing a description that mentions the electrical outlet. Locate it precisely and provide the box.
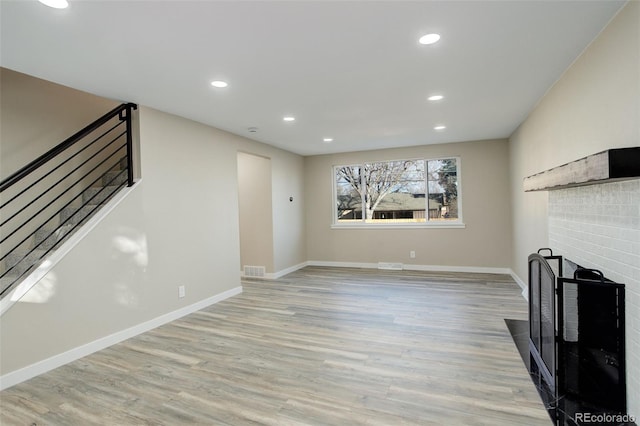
[178,285,185,298]
[410,251,416,258]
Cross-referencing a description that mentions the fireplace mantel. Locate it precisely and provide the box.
[524,147,640,192]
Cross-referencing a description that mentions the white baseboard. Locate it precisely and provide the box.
[509,269,528,301]
[307,260,511,275]
[403,264,511,275]
[269,262,308,279]
[0,286,242,391]
[307,260,379,269]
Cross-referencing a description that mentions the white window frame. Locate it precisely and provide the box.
[331,156,465,229]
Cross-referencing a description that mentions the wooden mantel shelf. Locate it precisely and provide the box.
[524,147,640,192]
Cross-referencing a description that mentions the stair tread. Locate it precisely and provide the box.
[83,185,121,205]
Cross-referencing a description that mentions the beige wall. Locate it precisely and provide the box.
[508,1,639,417]
[0,68,122,276]
[238,152,274,272]
[1,107,242,373]
[271,149,306,272]
[0,68,118,179]
[234,138,307,275]
[0,103,307,375]
[305,139,512,269]
[509,1,639,281]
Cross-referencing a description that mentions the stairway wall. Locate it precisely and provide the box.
[0,68,119,180]
[0,105,307,379]
[0,107,243,374]
[0,68,122,264]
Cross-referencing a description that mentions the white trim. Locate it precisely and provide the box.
[0,286,242,391]
[509,269,528,301]
[270,262,308,279]
[1,184,138,317]
[306,260,511,275]
[403,264,511,275]
[331,222,466,230]
[307,260,379,269]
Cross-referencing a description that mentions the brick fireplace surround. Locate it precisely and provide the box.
[548,179,640,416]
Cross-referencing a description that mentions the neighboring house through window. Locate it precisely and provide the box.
[333,157,463,228]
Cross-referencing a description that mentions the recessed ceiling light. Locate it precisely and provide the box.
[283,116,295,122]
[38,0,69,8]
[323,138,333,143]
[428,95,444,101]
[210,80,228,88]
[434,125,446,131]
[419,33,440,45]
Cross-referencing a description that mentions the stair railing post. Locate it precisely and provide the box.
[124,104,135,187]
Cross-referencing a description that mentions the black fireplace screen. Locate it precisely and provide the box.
[557,269,626,411]
[528,249,562,392]
[528,249,627,413]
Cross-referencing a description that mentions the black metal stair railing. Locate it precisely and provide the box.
[0,103,138,298]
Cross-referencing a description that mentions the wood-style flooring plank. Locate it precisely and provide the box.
[0,267,550,425]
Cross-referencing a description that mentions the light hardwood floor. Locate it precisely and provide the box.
[0,267,550,425]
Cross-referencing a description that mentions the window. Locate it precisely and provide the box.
[334,157,462,227]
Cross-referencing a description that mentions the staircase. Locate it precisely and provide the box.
[1,159,129,295]
[0,103,137,300]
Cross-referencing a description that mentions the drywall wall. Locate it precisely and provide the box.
[270,149,306,273]
[0,106,242,374]
[304,139,512,270]
[0,67,118,179]
[508,1,639,417]
[0,69,128,270]
[0,74,307,376]
[234,139,306,276]
[237,152,274,273]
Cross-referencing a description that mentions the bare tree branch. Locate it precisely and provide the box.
[337,161,416,219]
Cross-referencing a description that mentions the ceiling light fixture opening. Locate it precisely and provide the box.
[434,125,447,131]
[283,116,296,122]
[210,80,228,88]
[323,138,333,143]
[38,0,69,8]
[428,95,444,101]
[419,33,440,45]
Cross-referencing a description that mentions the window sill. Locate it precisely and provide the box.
[331,222,466,230]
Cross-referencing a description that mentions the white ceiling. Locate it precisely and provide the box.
[0,0,625,156]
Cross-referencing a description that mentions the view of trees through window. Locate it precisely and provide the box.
[335,158,459,224]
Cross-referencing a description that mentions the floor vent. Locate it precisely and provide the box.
[378,262,403,271]
[243,265,266,277]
